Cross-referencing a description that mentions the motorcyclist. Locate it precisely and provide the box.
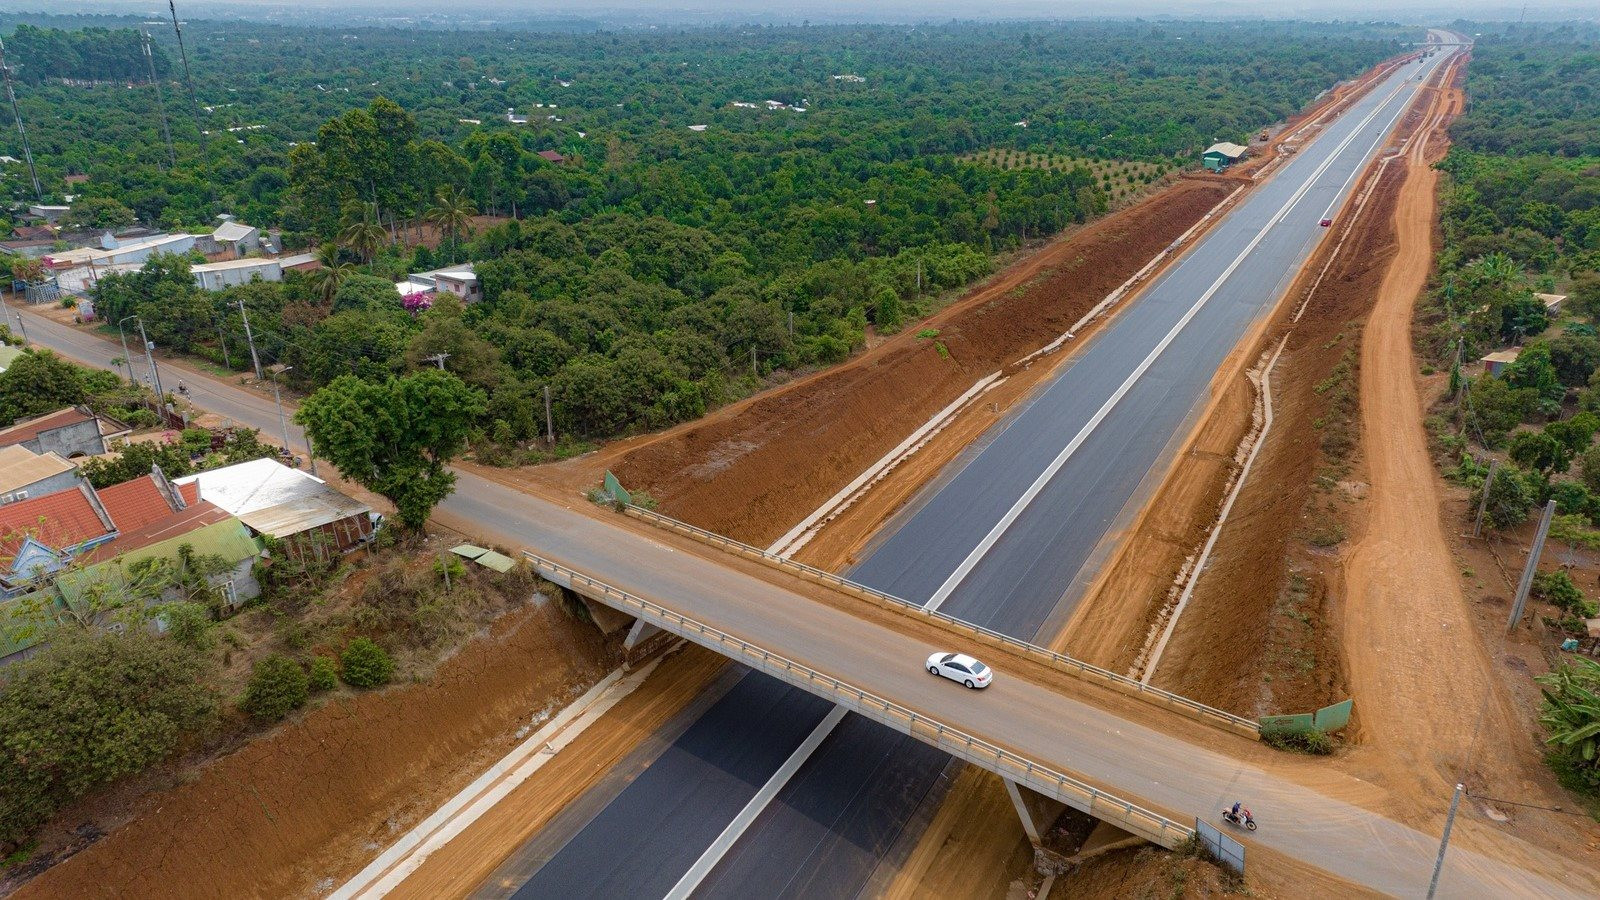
[1230,801,1242,820]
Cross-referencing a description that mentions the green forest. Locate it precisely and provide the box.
[2,16,1404,450]
[1418,26,1600,791]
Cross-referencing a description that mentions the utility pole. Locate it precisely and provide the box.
[1470,459,1498,538]
[213,312,231,369]
[137,318,167,412]
[751,347,757,375]
[1508,499,1557,631]
[0,39,41,200]
[270,365,293,463]
[11,309,25,343]
[232,298,262,380]
[1426,783,1465,899]
[140,27,177,168]
[117,316,138,385]
[426,352,450,370]
[543,384,554,444]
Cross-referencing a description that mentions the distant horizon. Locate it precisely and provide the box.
[2,0,1596,31]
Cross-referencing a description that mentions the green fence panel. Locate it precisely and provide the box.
[603,471,631,506]
[1258,713,1314,735]
[1313,699,1354,732]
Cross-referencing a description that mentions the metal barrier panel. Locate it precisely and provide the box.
[603,471,631,506]
[1195,818,1246,874]
[1258,713,1315,734]
[1313,699,1354,731]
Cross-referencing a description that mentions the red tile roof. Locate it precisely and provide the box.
[0,407,94,449]
[85,500,233,561]
[98,475,182,533]
[0,485,113,562]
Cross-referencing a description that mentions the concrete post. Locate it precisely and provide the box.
[1003,777,1066,847]
[1508,499,1556,631]
[624,618,662,652]
[1470,459,1497,538]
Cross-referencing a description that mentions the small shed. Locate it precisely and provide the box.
[1202,142,1248,172]
[1536,293,1567,316]
[537,150,567,164]
[1482,349,1520,377]
[211,220,261,257]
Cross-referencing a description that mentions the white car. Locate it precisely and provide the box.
[926,652,993,689]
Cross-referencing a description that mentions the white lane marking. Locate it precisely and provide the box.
[654,58,1434,900]
[333,660,665,899]
[1317,52,1450,222]
[923,62,1423,614]
[662,706,849,900]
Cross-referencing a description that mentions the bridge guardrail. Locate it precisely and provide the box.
[621,504,1261,739]
[524,549,1194,850]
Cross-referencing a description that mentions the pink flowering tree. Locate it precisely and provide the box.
[402,291,434,316]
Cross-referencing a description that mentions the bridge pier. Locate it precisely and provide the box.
[624,618,662,651]
[1003,777,1066,847]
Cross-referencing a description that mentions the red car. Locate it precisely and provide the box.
[1319,217,1333,227]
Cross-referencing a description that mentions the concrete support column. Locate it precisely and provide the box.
[1003,778,1067,846]
[624,618,662,651]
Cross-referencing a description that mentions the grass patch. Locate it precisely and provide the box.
[1263,728,1335,755]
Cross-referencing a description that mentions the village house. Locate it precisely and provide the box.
[0,406,128,459]
[176,457,375,558]
[0,445,85,505]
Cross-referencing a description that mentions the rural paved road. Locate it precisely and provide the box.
[486,39,1476,900]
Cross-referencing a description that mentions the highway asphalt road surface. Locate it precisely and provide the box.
[483,45,1467,900]
[11,41,1499,899]
[442,472,1589,897]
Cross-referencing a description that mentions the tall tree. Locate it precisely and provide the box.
[339,204,386,265]
[305,243,356,305]
[295,370,487,529]
[425,185,477,263]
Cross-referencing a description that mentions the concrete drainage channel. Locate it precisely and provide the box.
[1128,85,1425,685]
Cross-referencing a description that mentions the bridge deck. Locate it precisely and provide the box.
[492,491,1585,897]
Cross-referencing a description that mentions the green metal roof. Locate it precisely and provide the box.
[55,520,261,606]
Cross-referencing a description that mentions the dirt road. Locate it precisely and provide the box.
[1335,56,1590,856]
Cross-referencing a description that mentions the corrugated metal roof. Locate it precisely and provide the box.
[57,519,260,606]
[1205,142,1248,158]
[175,458,370,537]
[213,221,257,242]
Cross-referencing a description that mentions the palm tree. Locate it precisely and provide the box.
[425,185,477,264]
[339,204,386,265]
[306,243,356,304]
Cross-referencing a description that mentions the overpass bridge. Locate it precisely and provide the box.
[509,491,1586,897]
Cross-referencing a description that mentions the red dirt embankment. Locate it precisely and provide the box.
[10,602,614,900]
[605,180,1233,546]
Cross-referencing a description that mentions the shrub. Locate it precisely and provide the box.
[1263,729,1335,755]
[1550,480,1596,517]
[340,637,394,688]
[0,632,216,851]
[1533,571,1597,618]
[161,601,215,651]
[1474,466,1537,529]
[241,654,309,722]
[307,655,338,693]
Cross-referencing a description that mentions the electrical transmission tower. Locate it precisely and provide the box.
[140,26,177,168]
[168,1,207,141]
[0,39,41,200]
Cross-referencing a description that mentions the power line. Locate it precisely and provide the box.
[140,26,177,169]
[0,38,41,200]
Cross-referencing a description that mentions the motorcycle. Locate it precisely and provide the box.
[1221,808,1257,831]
